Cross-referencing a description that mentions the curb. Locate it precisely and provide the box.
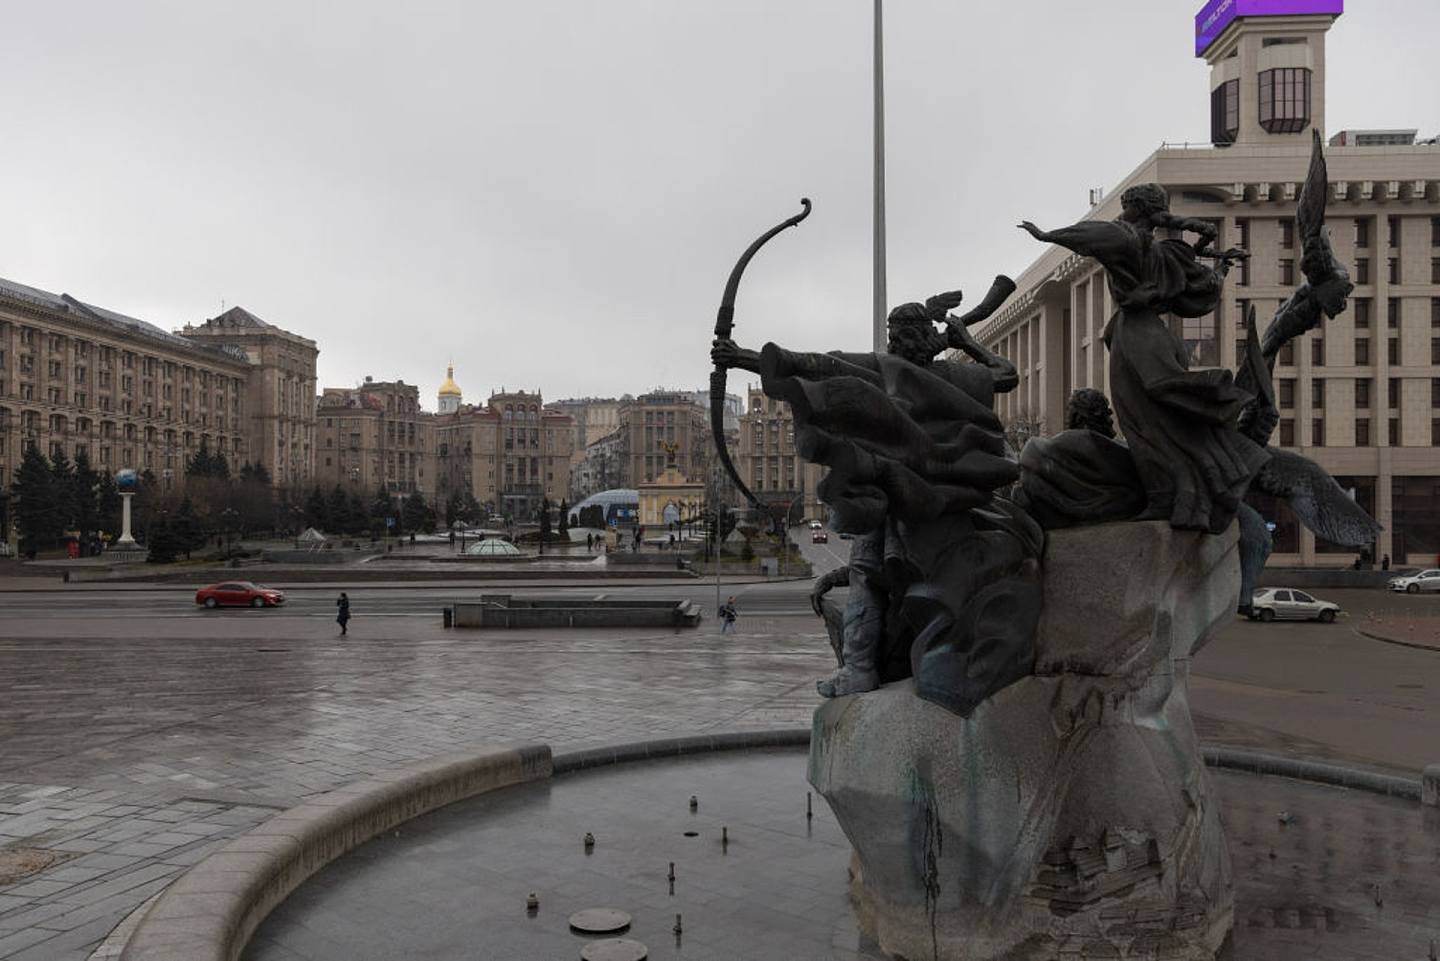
[1353,627,1440,655]
[117,744,551,961]
[552,729,812,774]
[108,731,1425,961]
[1202,746,1421,800]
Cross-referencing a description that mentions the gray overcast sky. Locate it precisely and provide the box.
[3,1,1436,407]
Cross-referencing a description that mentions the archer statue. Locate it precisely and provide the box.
[711,218,1043,716]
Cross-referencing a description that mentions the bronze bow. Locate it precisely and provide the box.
[710,198,811,507]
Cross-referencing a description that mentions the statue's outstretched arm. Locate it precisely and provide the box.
[1018,219,1130,263]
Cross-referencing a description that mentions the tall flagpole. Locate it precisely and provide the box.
[872,0,887,352]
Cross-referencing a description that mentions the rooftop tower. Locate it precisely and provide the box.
[1199,0,1343,146]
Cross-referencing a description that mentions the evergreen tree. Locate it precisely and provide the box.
[347,493,369,535]
[444,492,463,529]
[402,491,432,533]
[173,496,206,558]
[304,486,329,531]
[326,485,350,534]
[211,451,231,482]
[97,470,121,539]
[49,450,77,532]
[558,498,570,535]
[146,514,182,564]
[13,445,62,557]
[186,441,213,478]
[462,493,482,525]
[71,451,103,543]
[539,497,552,540]
[370,486,394,536]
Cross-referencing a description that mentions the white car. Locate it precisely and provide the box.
[1248,588,1341,623]
[1388,569,1440,594]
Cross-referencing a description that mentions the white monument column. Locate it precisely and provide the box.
[113,469,139,549]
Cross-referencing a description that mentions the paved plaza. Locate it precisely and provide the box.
[0,568,1437,959]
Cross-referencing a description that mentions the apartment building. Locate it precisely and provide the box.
[737,386,826,522]
[315,378,436,501]
[432,375,575,520]
[0,278,253,493]
[180,307,319,494]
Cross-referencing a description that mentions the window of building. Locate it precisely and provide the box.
[1355,259,1370,285]
[1312,336,1324,366]
[1311,379,1325,409]
[1355,337,1370,365]
[1388,298,1401,329]
[1278,379,1294,408]
[1210,79,1239,144]
[1432,217,1440,247]
[1389,378,1401,408]
[1279,259,1295,286]
[1434,337,1440,365]
[1388,258,1399,285]
[1389,216,1402,249]
[1235,338,1247,362]
[1432,258,1440,285]
[1311,419,1324,447]
[1392,476,1440,558]
[1279,419,1295,446]
[1257,67,1311,133]
[1356,418,1371,446]
[1280,218,1295,249]
[1235,299,1250,329]
[1278,342,1295,367]
[1356,378,1371,409]
[1389,417,1400,446]
[1355,218,1370,249]
[1389,338,1400,365]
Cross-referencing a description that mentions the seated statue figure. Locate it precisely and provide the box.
[713,280,1043,717]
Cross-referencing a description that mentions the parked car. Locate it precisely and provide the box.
[195,581,286,609]
[1388,569,1440,594]
[812,530,829,544]
[1248,587,1340,623]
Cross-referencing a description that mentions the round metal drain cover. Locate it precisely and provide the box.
[568,908,632,934]
[580,938,647,961]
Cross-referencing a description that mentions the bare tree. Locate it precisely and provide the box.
[1002,409,1045,457]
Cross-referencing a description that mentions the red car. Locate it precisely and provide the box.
[195,581,286,609]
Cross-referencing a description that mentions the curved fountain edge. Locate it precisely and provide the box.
[104,730,1423,961]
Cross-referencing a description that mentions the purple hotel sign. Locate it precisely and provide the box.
[1195,0,1343,56]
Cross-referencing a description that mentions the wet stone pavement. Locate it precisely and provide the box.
[244,749,1440,961]
[0,605,834,961]
[1,578,1437,960]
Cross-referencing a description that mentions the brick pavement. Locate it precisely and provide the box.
[0,609,833,960]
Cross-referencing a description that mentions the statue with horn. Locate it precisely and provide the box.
[710,202,1044,716]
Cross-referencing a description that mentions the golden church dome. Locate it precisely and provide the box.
[438,364,462,397]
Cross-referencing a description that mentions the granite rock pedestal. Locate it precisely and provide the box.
[809,521,1237,960]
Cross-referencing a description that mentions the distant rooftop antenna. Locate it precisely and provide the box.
[1089,188,1105,206]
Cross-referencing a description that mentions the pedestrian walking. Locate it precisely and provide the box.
[719,595,737,634]
[1382,554,1391,571]
[336,592,351,636]
[587,532,594,552]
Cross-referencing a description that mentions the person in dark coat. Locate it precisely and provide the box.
[719,596,738,634]
[336,592,351,636]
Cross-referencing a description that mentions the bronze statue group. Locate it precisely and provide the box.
[711,131,1376,717]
